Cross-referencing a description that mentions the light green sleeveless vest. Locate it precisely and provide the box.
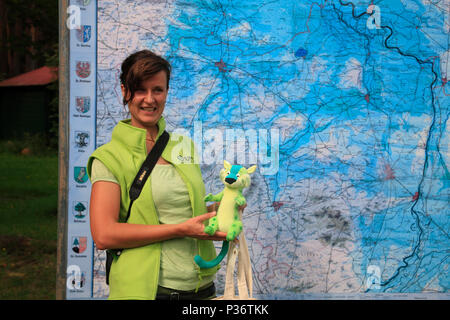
[87,117,219,300]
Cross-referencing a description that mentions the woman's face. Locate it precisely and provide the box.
[122,70,168,130]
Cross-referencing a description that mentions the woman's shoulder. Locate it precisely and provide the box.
[90,139,125,162]
[90,158,119,184]
[87,140,126,178]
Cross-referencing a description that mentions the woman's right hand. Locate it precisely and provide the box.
[179,211,227,241]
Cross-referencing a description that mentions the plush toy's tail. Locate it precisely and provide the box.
[194,241,229,269]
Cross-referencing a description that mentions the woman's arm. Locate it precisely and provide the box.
[89,181,227,250]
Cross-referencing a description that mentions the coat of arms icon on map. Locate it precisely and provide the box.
[67,268,86,290]
[75,131,90,148]
[76,0,91,6]
[76,61,91,78]
[74,166,88,184]
[75,96,90,113]
[72,201,88,220]
[72,236,87,254]
[76,25,91,43]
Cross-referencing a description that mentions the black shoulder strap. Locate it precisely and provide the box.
[125,130,170,221]
[106,131,169,284]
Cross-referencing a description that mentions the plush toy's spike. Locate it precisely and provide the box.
[194,241,229,269]
[224,160,232,171]
[247,165,257,174]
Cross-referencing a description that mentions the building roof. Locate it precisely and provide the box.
[0,66,58,87]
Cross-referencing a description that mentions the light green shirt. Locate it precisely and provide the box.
[90,159,214,291]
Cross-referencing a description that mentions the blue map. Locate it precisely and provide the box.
[95,0,449,298]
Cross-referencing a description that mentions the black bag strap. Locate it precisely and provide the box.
[106,130,169,285]
[126,130,170,221]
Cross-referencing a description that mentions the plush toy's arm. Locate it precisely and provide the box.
[235,193,246,207]
[204,190,224,203]
[206,202,220,212]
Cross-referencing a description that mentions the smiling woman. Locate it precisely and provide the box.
[119,50,171,104]
[119,51,171,150]
[122,71,168,142]
[87,50,226,300]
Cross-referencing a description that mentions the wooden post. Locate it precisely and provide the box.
[56,0,69,300]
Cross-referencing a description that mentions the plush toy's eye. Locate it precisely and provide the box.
[227,171,230,175]
[236,174,240,178]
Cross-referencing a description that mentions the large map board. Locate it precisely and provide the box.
[65,0,449,299]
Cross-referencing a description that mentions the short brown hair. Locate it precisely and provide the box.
[120,50,171,106]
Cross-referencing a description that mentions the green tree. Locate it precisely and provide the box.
[0,0,58,77]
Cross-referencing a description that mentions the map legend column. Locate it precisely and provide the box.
[66,0,97,299]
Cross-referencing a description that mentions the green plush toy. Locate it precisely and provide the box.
[194,160,256,269]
